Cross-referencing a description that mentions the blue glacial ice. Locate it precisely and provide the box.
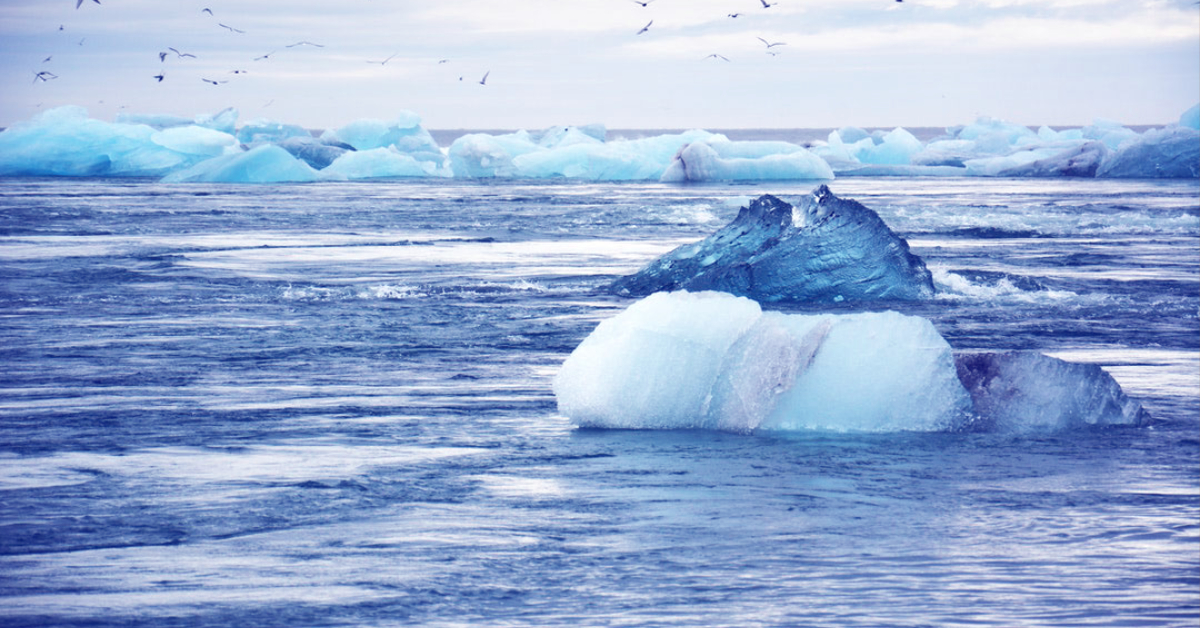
[554,291,1150,434]
[611,186,934,303]
[2,103,1198,182]
[955,351,1150,432]
[162,144,319,183]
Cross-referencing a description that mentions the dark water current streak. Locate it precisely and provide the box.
[0,177,1196,627]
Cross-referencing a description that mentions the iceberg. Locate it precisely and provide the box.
[611,186,934,303]
[320,112,443,165]
[0,106,204,177]
[1095,126,1200,179]
[161,144,319,183]
[1180,104,1200,130]
[955,352,1149,432]
[554,291,1151,434]
[271,136,351,170]
[997,141,1108,178]
[659,139,834,182]
[320,147,445,180]
[554,291,972,433]
[448,131,539,178]
[236,119,313,144]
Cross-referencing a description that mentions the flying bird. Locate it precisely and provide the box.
[438,59,450,64]
[636,20,653,35]
[368,53,398,65]
[201,8,213,15]
[757,37,786,48]
[218,23,245,34]
[286,41,324,48]
[254,50,277,61]
[229,69,248,74]
[75,0,100,8]
[704,54,730,62]
[153,72,165,82]
[167,47,197,59]
[728,13,742,18]
[201,78,228,86]
[478,71,490,85]
[630,0,655,5]
[33,71,57,83]
[43,55,52,63]
[760,0,775,7]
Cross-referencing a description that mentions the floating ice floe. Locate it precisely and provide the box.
[554,291,1150,434]
[162,144,319,183]
[611,187,933,303]
[2,103,1198,182]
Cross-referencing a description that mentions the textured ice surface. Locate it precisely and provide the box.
[1096,126,1200,179]
[161,144,319,183]
[955,351,1150,432]
[554,291,972,432]
[236,119,313,145]
[1181,104,1200,130]
[612,186,934,303]
[998,141,1108,177]
[271,136,350,170]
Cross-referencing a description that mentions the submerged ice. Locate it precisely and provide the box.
[554,291,1150,434]
[1,103,1197,183]
[611,187,934,303]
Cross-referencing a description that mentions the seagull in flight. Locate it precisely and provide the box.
[218,23,245,34]
[201,78,228,86]
[630,0,655,6]
[254,50,277,61]
[637,20,653,35]
[167,47,197,59]
[478,71,490,85]
[43,55,52,63]
[153,72,165,82]
[286,41,324,48]
[757,37,786,48]
[201,7,213,15]
[704,54,730,62]
[759,0,776,7]
[367,53,398,65]
[728,13,742,18]
[33,71,57,83]
[75,0,100,8]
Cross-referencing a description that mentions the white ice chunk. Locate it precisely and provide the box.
[151,125,239,157]
[660,140,833,182]
[1096,125,1200,178]
[554,291,971,433]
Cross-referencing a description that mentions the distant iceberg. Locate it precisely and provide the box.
[162,144,319,183]
[611,187,934,303]
[554,291,1150,434]
[1,103,1197,182]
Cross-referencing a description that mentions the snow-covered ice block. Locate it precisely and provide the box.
[554,291,972,433]
[998,141,1108,177]
[194,107,238,135]
[955,351,1150,432]
[162,144,319,183]
[320,112,442,164]
[612,186,933,303]
[659,139,833,182]
[1096,126,1200,178]
[448,131,540,178]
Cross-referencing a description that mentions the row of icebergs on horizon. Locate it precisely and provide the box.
[0,104,1196,183]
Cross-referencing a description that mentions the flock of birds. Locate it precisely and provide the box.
[34,0,905,90]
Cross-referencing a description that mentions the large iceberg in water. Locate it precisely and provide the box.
[554,291,1150,434]
[555,291,972,433]
[612,186,934,303]
[1095,126,1200,179]
[162,144,319,183]
[659,139,833,182]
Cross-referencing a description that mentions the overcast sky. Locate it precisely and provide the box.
[1,0,1197,131]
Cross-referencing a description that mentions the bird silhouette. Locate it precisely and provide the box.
[630,0,655,6]
[75,0,100,8]
[201,78,228,86]
[760,0,775,7]
[167,47,197,59]
[33,71,57,82]
[757,37,786,48]
[254,50,277,61]
[43,55,52,63]
[286,41,324,48]
[637,20,653,35]
[368,53,398,65]
[728,13,742,18]
[479,71,490,85]
[704,54,730,62]
[153,72,165,82]
[201,7,213,15]
[218,23,245,34]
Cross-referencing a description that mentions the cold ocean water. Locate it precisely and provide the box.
[0,175,1196,627]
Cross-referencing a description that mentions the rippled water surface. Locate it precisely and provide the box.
[0,177,1197,627]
